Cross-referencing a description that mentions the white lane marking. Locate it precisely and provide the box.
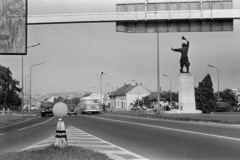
[70,127,149,160]
[106,114,240,127]
[18,116,55,131]
[0,133,5,136]
[89,116,240,142]
[31,116,55,127]
[18,127,30,131]
[21,126,149,160]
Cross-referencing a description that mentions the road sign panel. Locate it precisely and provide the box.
[116,0,234,33]
[0,0,27,55]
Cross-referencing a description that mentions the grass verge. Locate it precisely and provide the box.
[0,111,39,126]
[107,110,240,124]
[0,145,112,160]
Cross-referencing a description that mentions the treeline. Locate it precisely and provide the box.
[132,74,238,113]
[0,65,22,109]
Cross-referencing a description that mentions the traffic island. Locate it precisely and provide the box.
[0,145,112,160]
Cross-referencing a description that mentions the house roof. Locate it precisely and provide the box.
[81,92,93,98]
[148,92,166,101]
[112,84,136,96]
[43,96,57,103]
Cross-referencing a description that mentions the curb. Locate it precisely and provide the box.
[0,114,39,127]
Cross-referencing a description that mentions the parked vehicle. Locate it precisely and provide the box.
[41,101,54,117]
[68,104,77,115]
[131,106,140,110]
[78,97,102,114]
[215,102,234,112]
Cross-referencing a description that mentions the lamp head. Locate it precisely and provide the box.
[32,43,40,47]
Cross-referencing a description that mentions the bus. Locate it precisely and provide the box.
[78,96,102,114]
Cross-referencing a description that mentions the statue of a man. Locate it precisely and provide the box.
[171,36,190,73]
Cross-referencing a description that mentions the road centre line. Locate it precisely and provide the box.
[31,116,55,127]
[18,127,30,131]
[89,116,240,142]
[18,116,55,131]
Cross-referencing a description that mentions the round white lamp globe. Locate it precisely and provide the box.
[53,102,68,118]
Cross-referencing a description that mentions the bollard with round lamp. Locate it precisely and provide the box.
[53,102,68,148]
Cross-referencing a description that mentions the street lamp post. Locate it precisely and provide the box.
[132,80,140,108]
[106,83,113,109]
[163,74,172,104]
[208,64,220,102]
[22,43,40,112]
[93,72,107,108]
[27,80,35,106]
[30,62,43,111]
[157,32,161,113]
[25,73,35,105]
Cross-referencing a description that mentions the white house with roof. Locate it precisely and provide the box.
[111,83,151,110]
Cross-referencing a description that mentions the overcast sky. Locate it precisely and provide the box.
[1,0,240,95]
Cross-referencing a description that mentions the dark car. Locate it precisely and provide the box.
[215,102,234,112]
[41,101,54,117]
[68,106,77,115]
[131,106,140,110]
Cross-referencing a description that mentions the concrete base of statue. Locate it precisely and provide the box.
[171,73,202,114]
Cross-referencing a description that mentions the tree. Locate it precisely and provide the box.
[195,74,217,113]
[161,90,178,102]
[54,96,64,103]
[0,65,22,107]
[72,98,80,106]
[220,89,238,106]
[140,96,151,108]
[133,99,143,107]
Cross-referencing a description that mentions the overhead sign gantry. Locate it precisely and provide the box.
[116,0,235,32]
[28,0,239,28]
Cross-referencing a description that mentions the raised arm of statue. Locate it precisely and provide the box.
[171,47,182,52]
[186,40,189,48]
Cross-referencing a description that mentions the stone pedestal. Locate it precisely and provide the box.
[177,73,202,114]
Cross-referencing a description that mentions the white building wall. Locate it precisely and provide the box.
[114,95,127,109]
[111,85,151,110]
[126,86,151,110]
[126,93,150,110]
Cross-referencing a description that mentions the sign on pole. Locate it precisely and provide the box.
[0,0,27,55]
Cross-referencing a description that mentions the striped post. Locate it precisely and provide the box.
[54,118,68,148]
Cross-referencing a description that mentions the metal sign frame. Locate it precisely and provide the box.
[0,0,27,55]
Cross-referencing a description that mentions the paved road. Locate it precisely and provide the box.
[1,114,240,160]
[65,114,240,160]
[0,115,57,155]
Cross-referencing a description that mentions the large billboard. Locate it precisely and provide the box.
[116,0,233,33]
[0,0,27,55]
